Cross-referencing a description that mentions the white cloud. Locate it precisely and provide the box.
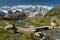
[11,5,34,9]
[1,6,11,8]
[0,5,53,10]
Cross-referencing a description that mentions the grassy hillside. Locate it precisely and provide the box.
[45,5,60,17]
[23,16,51,26]
[8,11,27,20]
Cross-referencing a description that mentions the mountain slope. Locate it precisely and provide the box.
[45,5,60,17]
[8,11,27,20]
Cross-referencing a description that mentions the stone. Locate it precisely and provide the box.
[4,25,17,33]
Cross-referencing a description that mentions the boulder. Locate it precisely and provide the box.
[4,25,17,33]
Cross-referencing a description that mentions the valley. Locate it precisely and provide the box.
[0,5,60,40]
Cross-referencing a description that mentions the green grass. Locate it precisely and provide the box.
[23,16,51,26]
[0,28,36,40]
[0,20,7,28]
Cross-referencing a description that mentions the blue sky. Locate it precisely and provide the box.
[0,0,60,7]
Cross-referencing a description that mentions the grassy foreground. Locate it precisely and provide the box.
[0,20,37,40]
[0,28,37,40]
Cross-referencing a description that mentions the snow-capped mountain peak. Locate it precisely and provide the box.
[0,5,53,17]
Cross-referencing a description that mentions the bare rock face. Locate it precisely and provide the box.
[4,25,17,33]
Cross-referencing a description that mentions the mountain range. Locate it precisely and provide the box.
[0,5,52,17]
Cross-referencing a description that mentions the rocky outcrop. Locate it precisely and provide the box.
[4,25,17,33]
[34,32,51,40]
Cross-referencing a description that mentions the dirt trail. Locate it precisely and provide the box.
[17,27,35,32]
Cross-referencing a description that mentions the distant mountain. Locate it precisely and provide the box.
[18,5,52,17]
[0,5,52,17]
[45,5,60,17]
